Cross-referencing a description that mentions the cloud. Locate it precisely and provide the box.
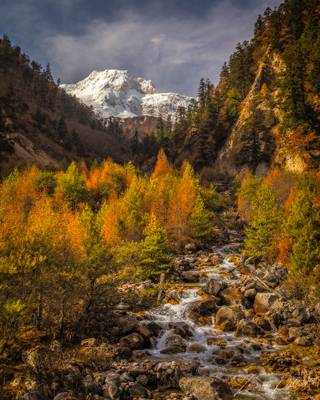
[1,0,283,95]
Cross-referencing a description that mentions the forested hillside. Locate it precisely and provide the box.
[168,0,320,179]
[0,36,127,176]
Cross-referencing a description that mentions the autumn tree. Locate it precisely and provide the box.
[151,149,173,180]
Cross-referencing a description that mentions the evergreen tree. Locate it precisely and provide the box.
[189,196,213,241]
[136,214,172,281]
[287,182,320,273]
[244,183,283,258]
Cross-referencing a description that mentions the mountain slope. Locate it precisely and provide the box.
[61,69,194,121]
[171,0,320,179]
[0,36,128,176]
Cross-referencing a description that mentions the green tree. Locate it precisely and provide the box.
[287,182,320,273]
[136,215,172,281]
[57,162,88,208]
[189,196,214,241]
[244,183,283,258]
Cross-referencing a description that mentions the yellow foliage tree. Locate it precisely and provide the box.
[151,149,173,180]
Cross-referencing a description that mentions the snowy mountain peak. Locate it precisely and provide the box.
[61,69,193,120]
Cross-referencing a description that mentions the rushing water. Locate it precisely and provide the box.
[146,246,294,400]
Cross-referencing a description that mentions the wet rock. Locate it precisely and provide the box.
[189,298,217,316]
[22,393,43,400]
[187,342,207,353]
[205,279,223,296]
[83,374,100,394]
[236,319,260,337]
[179,376,233,400]
[115,346,132,359]
[104,381,120,399]
[161,334,187,354]
[117,316,139,336]
[254,316,273,332]
[288,327,304,341]
[136,374,149,386]
[219,286,242,305]
[169,322,193,338]
[53,393,76,400]
[244,288,256,299]
[254,293,278,314]
[119,332,145,350]
[128,382,149,398]
[215,306,244,332]
[181,271,201,283]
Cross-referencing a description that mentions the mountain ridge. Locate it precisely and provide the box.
[61,69,194,121]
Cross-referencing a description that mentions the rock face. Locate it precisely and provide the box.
[61,69,193,121]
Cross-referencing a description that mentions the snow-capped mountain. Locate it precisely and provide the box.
[61,69,194,120]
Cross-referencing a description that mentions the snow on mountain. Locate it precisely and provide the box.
[61,69,194,120]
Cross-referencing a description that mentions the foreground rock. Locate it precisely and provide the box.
[179,376,233,400]
[254,292,278,314]
[215,306,244,332]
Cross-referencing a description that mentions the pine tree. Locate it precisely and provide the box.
[244,183,283,258]
[287,182,320,273]
[188,196,213,241]
[136,214,172,281]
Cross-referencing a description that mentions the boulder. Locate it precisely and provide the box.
[215,306,244,332]
[52,394,77,400]
[53,394,76,400]
[179,376,233,400]
[187,342,207,353]
[161,334,187,354]
[236,319,260,337]
[181,271,200,283]
[189,298,217,316]
[254,316,273,332]
[254,293,278,314]
[104,381,120,400]
[288,327,304,342]
[244,288,256,299]
[128,382,149,398]
[219,286,242,305]
[115,346,132,359]
[119,332,145,350]
[205,279,223,296]
[169,321,193,338]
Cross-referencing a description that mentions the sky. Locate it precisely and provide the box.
[1,0,282,96]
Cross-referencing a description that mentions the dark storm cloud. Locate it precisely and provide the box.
[0,0,282,95]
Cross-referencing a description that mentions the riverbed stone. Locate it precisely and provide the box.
[161,334,187,354]
[187,342,207,353]
[219,286,242,305]
[254,293,278,314]
[205,278,223,296]
[215,306,244,332]
[236,319,260,337]
[119,332,145,350]
[179,376,233,400]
